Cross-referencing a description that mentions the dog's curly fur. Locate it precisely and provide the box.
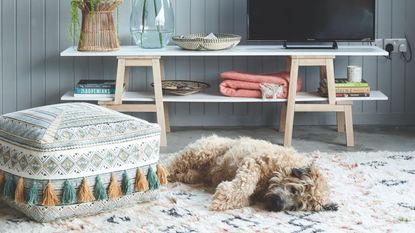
[168,135,337,212]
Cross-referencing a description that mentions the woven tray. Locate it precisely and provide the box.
[172,33,241,51]
[152,80,210,96]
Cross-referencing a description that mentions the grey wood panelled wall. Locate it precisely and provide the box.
[0,0,414,126]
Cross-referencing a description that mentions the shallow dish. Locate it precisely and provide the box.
[172,33,241,51]
[152,80,210,96]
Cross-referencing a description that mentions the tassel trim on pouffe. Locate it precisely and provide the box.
[94,176,108,201]
[77,178,95,203]
[3,174,16,199]
[26,181,40,205]
[135,168,149,192]
[0,164,164,206]
[156,164,169,185]
[107,174,122,199]
[41,181,59,206]
[147,167,160,191]
[0,171,5,197]
[14,177,25,203]
[122,171,133,195]
[61,180,77,204]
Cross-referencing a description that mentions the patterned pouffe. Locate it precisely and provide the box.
[0,103,167,222]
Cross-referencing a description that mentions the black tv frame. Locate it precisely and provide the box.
[247,0,376,48]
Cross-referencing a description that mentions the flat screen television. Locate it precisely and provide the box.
[248,0,376,43]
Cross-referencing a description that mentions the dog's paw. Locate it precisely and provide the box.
[209,182,233,211]
[209,182,249,211]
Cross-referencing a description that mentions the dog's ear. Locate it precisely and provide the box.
[323,202,339,211]
[291,168,305,178]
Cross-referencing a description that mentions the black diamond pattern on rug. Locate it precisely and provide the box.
[285,212,324,233]
[380,179,408,186]
[402,169,415,175]
[221,215,259,229]
[360,161,387,168]
[161,208,193,218]
[398,203,415,211]
[387,154,414,160]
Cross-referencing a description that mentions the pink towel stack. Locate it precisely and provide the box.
[219,71,302,99]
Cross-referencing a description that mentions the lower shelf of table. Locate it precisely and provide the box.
[61,90,388,103]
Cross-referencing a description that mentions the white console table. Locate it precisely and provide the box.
[61,45,388,147]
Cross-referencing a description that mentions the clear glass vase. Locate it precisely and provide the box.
[130,0,174,49]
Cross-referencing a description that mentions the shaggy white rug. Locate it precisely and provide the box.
[0,151,414,233]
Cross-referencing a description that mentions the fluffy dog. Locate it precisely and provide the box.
[168,135,338,212]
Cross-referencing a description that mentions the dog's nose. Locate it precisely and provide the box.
[267,195,286,211]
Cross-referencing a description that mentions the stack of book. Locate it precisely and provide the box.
[74,80,116,98]
[318,79,370,97]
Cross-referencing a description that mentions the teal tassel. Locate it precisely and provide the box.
[94,176,108,200]
[147,167,160,190]
[3,174,15,199]
[61,180,77,204]
[26,181,40,205]
[121,171,133,195]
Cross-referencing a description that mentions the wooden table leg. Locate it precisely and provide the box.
[152,58,167,147]
[279,103,287,133]
[124,66,130,91]
[114,59,126,105]
[283,58,299,147]
[336,112,345,133]
[325,58,336,105]
[344,104,355,147]
[160,59,171,133]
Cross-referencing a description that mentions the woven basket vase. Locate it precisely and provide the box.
[78,0,122,52]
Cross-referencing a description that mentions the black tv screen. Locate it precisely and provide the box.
[248,0,376,42]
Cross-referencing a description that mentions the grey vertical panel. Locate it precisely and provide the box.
[204,0,220,120]
[246,52,263,125]
[349,56,364,113]
[362,56,378,113]
[405,0,415,114]
[391,0,405,113]
[304,67,319,93]
[174,0,191,121]
[189,0,204,118]
[163,57,176,123]
[2,0,17,113]
[363,0,384,114]
[261,57,279,126]
[88,58,103,80]
[16,0,31,110]
[218,0,234,117]
[232,0,248,118]
[31,0,46,107]
[59,0,74,98]
[45,0,61,105]
[377,0,392,113]
[74,54,88,81]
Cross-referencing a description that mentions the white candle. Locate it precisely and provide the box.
[347,66,363,83]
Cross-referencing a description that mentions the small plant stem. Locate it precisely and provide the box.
[141,0,147,47]
[153,0,163,47]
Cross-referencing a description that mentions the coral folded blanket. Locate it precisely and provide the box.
[219,71,302,98]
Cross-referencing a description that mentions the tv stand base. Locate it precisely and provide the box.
[283,41,338,50]
[280,55,354,147]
